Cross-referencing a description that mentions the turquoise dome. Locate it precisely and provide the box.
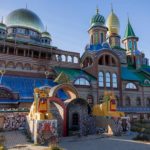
[91,9,105,27]
[5,8,44,33]
[0,22,6,30]
[41,31,51,39]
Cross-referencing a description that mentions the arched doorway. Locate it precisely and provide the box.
[66,98,94,136]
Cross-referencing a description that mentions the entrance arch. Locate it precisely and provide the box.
[49,84,79,101]
[48,97,67,136]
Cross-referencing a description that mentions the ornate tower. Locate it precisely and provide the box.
[88,8,108,46]
[122,18,138,52]
[106,8,120,48]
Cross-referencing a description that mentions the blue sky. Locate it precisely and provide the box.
[0,0,150,59]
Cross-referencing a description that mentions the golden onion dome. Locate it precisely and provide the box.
[106,9,120,35]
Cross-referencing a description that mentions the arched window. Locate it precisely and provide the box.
[112,57,116,66]
[144,79,150,85]
[74,78,90,86]
[105,55,110,65]
[95,32,99,44]
[56,55,61,62]
[136,97,141,106]
[100,32,104,43]
[106,72,111,87]
[24,63,31,70]
[87,95,93,105]
[147,98,150,107]
[0,88,14,99]
[83,57,93,68]
[74,57,78,64]
[7,62,15,69]
[61,55,66,62]
[68,56,72,62]
[128,40,132,50]
[126,96,131,106]
[112,73,117,88]
[98,72,104,87]
[126,83,137,90]
[134,41,137,50]
[99,56,104,65]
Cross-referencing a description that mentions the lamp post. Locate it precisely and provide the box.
[0,70,6,85]
[45,71,50,85]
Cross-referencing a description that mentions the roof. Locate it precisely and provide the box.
[55,67,96,82]
[121,66,150,86]
[90,8,105,28]
[118,107,150,113]
[106,9,120,35]
[0,75,72,103]
[5,8,44,33]
[124,19,137,39]
[121,67,140,81]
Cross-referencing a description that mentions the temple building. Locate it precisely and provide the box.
[0,7,150,136]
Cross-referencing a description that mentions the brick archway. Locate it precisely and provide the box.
[48,96,67,136]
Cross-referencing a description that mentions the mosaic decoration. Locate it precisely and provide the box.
[3,112,27,130]
[36,120,57,145]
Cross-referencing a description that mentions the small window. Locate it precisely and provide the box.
[95,32,99,44]
[144,79,150,85]
[126,83,137,90]
[128,40,132,50]
[126,96,131,106]
[106,72,111,87]
[136,97,141,106]
[100,32,104,43]
[98,72,104,87]
[68,56,72,62]
[74,78,90,86]
[112,73,117,88]
[147,98,150,106]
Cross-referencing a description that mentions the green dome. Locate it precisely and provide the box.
[41,31,51,39]
[91,9,105,27]
[5,8,44,33]
[0,23,6,30]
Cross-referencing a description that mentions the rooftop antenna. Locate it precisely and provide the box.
[26,3,28,9]
[1,16,3,23]
[127,13,130,23]
[111,3,114,12]
[96,5,99,14]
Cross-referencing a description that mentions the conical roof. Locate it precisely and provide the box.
[124,19,137,39]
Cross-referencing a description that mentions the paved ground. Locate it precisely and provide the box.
[60,135,150,150]
[1,131,150,150]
